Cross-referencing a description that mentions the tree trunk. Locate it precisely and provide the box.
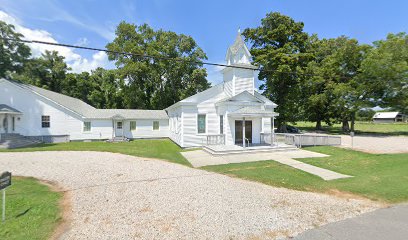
[351,112,356,132]
[315,120,322,130]
[342,120,350,133]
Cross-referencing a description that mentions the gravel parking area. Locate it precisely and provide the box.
[0,151,380,239]
[341,135,408,153]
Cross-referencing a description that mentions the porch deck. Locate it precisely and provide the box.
[203,143,297,155]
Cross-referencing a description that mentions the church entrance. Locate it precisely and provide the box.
[235,120,252,145]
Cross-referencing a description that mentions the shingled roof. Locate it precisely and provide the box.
[3,79,168,120]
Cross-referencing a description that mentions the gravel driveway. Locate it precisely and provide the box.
[0,151,380,239]
[341,135,408,153]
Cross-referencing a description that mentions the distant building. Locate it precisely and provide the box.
[372,112,406,123]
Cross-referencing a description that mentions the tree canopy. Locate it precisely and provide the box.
[106,22,210,109]
[243,12,407,132]
[1,20,210,110]
[0,21,31,78]
[243,12,313,130]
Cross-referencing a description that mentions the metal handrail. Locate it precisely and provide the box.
[244,138,250,147]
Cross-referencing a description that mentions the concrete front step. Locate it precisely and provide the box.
[0,134,42,149]
[203,145,298,156]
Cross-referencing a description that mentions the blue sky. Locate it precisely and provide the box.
[1,0,408,84]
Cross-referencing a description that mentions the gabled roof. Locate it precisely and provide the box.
[373,112,401,119]
[216,90,262,105]
[225,31,252,61]
[165,83,225,110]
[5,79,96,117]
[2,79,168,120]
[254,91,277,107]
[0,104,22,114]
[85,109,169,120]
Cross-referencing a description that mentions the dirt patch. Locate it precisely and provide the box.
[38,180,72,240]
[325,189,388,206]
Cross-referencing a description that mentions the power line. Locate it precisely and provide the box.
[2,37,261,71]
[2,37,321,77]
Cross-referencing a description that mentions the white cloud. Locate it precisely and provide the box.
[75,37,89,47]
[0,0,115,41]
[70,51,109,73]
[0,10,110,73]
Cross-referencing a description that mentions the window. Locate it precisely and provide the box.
[130,121,136,131]
[83,122,91,132]
[41,115,50,128]
[153,121,160,130]
[197,114,206,134]
[117,121,123,129]
[12,117,15,131]
[219,115,224,134]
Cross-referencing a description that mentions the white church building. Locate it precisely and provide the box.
[0,31,278,148]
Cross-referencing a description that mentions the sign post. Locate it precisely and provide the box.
[350,131,355,149]
[0,171,12,223]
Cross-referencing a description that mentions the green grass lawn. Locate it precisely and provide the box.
[295,121,408,136]
[0,139,191,167]
[202,146,408,203]
[0,177,62,240]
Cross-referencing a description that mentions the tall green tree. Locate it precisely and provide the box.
[16,50,70,92]
[0,20,31,78]
[106,22,210,109]
[304,36,371,131]
[87,68,124,109]
[243,12,313,130]
[359,33,408,114]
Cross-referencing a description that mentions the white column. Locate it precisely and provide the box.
[242,117,246,148]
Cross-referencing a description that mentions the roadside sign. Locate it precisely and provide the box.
[0,172,11,190]
[350,131,355,137]
[1,171,11,223]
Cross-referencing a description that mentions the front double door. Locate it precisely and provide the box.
[235,120,252,145]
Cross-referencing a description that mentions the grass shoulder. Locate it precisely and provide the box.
[0,139,192,167]
[0,177,63,240]
[202,146,408,203]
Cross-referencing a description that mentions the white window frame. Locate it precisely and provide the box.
[83,121,91,132]
[153,121,160,131]
[197,114,207,134]
[117,121,123,129]
[41,115,50,128]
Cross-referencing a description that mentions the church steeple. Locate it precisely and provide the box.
[225,29,252,65]
[223,29,256,96]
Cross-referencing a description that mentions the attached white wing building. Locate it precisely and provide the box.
[0,31,278,147]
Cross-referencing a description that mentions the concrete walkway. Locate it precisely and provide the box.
[295,204,408,240]
[181,149,352,180]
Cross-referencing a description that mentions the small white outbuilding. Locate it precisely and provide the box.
[372,112,406,123]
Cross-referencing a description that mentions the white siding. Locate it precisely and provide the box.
[0,80,169,141]
[223,69,233,97]
[167,107,183,146]
[125,119,169,139]
[0,80,83,139]
[233,68,254,95]
[181,91,228,148]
